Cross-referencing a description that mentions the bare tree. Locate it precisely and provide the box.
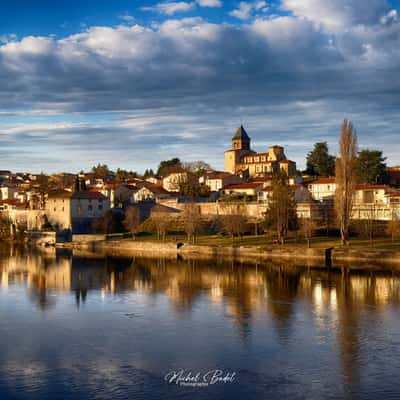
[299,218,317,248]
[152,213,170,240]
[335,119,358,245]
[354,204,380,244]
[387,208,400,242]
[219,203,247,240]
[182,203,203,243]
[123,206,141,239]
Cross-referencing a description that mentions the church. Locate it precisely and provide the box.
[224,125,297,177]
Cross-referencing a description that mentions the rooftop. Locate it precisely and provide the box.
[232,125,250,141]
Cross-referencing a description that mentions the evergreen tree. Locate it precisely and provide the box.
[156,158,182,177]
[305,142,335,176]
[357,149,387,184]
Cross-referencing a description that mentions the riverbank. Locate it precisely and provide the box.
[55,235,400,268]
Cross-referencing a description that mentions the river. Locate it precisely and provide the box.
[1,245,400,399]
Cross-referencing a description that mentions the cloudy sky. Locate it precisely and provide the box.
[0,0,399,173]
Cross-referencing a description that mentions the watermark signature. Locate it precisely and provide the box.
[164,369,236,387]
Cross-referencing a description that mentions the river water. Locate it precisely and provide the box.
[1,245,400,399]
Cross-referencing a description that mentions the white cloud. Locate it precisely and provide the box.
[142,1,196,16]
[282,0,389,32]
[380,9,398,25]
[229,1,268,20]
[197,0,222,7]
[0,13,400,170]
[119,14,135,23]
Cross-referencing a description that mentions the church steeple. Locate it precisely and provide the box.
[232,125,250,151]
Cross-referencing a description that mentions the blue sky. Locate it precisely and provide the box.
[0,0,399,173]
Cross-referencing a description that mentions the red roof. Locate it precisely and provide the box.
[140,185,170,195]
[385,191,400,197]
[72,191,107,200]
[356,184,388,190]
[309,178,336,185]
[261,184,303,193]
[0,198,20,205]
[250,176,271,183]
[223,182,263,190]
[206,171,232,179]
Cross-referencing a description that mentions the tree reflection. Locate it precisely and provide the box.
[3,243,400,387]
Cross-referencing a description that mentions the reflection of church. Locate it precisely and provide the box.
[224,125,297,177]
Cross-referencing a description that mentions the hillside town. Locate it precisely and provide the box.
[1,122,400,244]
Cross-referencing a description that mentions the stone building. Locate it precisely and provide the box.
[46,189,110,233]
[224,125,296,177]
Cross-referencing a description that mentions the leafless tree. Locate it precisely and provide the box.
[152,213,170,240]
[123,206,141,239]
[335,119,358,245]
[219,203,247,240]
[182,203,203,243]
[386,208,400,242]
[355,204,380,243]
[299,218,317,248]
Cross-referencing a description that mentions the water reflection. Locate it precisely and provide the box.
[2,245,400,398]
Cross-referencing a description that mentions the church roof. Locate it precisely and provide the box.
[232,125,250,141]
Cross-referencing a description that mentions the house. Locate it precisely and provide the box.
[307,178,336,202]
[354,184,388,205]
[98,184,138,208]
[0,198,24,211]
[45,189,110,233]
[222,182,264,197]
[224,125,296,177]
[0,185,18,200]
[258,184,310,204]
[200,171,243,192]
[134,185,171,203]
[163,171,190,192]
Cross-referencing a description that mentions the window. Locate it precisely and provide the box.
[88,205,93,211]
[98,205,103,211]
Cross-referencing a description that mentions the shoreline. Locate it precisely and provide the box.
[54,239,400,269]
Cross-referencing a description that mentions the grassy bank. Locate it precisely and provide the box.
[106,232,400,251]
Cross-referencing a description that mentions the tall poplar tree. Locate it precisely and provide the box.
[335,119,358,245]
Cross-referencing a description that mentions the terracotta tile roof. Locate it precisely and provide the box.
[47,190,73,199]
[223,182,263,190]
[386,191,400,197]
[261,184,303,192]
[356,184,388,190]
[308,178,336,185]
[0,198,20,205]
[250,176,272,182]
[72,191,107,200]
[206,171,232,179]
[141,185,170,195]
